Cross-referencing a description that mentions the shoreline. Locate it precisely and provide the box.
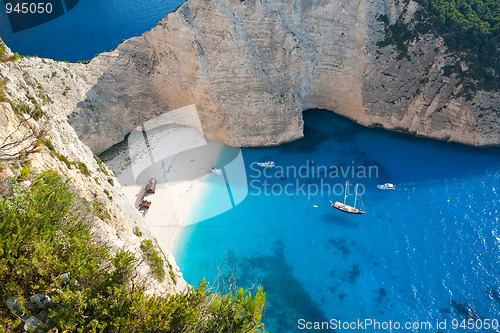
[116,140,225,254]
[101,107,226,254]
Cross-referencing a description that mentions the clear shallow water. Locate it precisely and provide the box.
[4,1,499,330]
[175,110,500,332]
[0,0,184,62]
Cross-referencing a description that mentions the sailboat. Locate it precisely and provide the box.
[331,181,365,214]
[377,183,395,190]
[257,161,275,168]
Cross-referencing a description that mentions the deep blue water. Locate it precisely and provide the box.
[175,110,500,332]
[3,1,500,329]
[0,0,184,62]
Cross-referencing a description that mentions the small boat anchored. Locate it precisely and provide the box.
[377,183,395,190]
[331,181,365,214]
[211,167,223,175]
[257,161,275,168]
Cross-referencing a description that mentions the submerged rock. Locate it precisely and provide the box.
[450,300,481,321]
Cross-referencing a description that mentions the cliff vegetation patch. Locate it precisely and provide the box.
[0,171,267,332]
[0,42,20,62]
[415,0,499,90]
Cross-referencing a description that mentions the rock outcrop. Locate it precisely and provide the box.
[0,41,186,295]
[1,0,498,305]
[60,0,498,153]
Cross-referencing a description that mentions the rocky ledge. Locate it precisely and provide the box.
[3,0,500,153]
[60,0,499,153]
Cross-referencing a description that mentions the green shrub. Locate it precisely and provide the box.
[103,189,112,201]
[55,152,72,169]
[43,139,54,151]
[43,141,76,170]
[0,172,267,333]
[13,102,29,115]
[414,0,500,90]
[91,198,110,221]
[10,101,44,120]
[31,106,43,121]
[133,226,142,237]
[18,166,30,180]
[93,154,111,176]
[140,239,166,282]
[76,161,90,177]
[169,269,176,284]
[0,79,6,103]
[11,53,21,62]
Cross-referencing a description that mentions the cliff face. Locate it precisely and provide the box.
[60,0,498,153]
[0,42,186,295]
[0,0,497,305]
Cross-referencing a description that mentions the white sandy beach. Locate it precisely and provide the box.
[104,105,225,253]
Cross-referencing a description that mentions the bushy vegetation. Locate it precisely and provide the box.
[18,166,30,180]
[415,0,500,90]
[0,79,6,103]
[0,171,266,332]
[76,161,90,177]
[93,154,112,177]
[43,141,72,169]
[0,42,21,62]
[140,239,166,282]
[133,226,143,237]
[9,101,44,121]
[43,141,93,178]
[418,0,499,36]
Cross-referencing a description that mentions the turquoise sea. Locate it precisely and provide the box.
[4,2,500,331]
[175,110,500,332]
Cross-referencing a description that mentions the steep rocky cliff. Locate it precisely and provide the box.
[60,0,498,153]
[0,42,186,295]
[0,0,497,319]
[1,0,498,288]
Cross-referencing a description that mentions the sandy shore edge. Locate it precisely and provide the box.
[114,139,224,254]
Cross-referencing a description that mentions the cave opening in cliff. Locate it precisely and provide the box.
[299,109,363,147]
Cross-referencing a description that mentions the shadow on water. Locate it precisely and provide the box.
[281,109,500,184]
[325,238,356,257]
[236,244,330,333]
[280,109,362,154]
[321,213,358,229]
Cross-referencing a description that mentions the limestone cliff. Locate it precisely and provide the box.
[60,0,498,153]
[0,42,186,295]
[1,0,498,308]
